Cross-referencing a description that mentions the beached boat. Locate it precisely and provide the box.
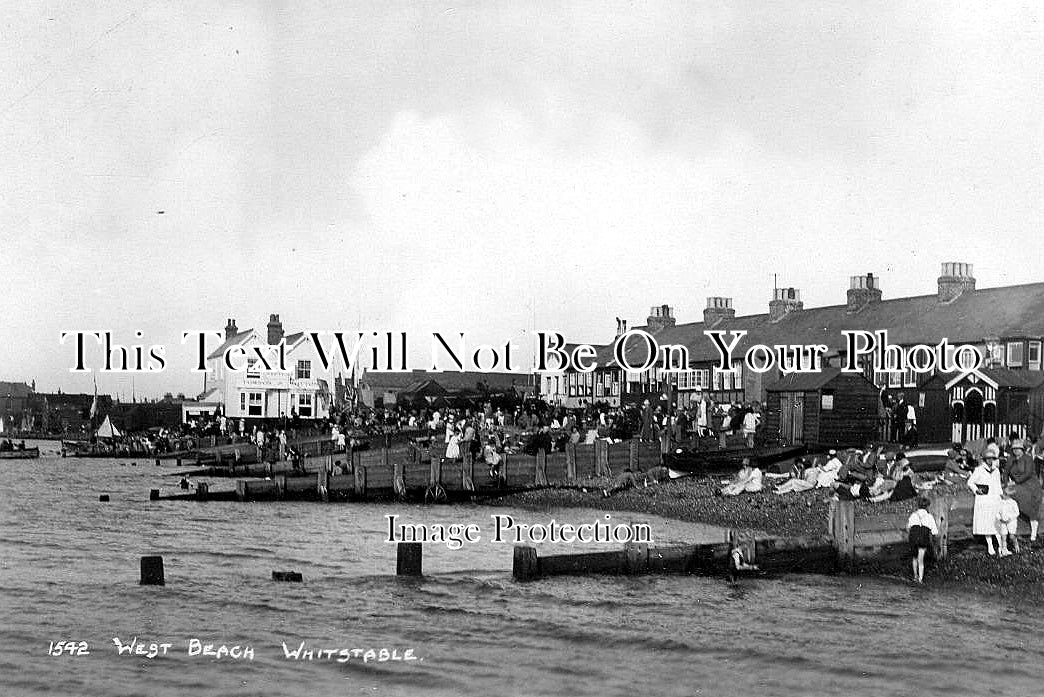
[0,447,40,459]
[664,444,806,476]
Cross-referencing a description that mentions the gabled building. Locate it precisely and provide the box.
[204,315,333,423]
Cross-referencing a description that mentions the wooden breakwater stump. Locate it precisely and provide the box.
[140,555,165,585]
[99,494,110,502]
[930,495,950,561]
[149,489,160,501]
[272,571,303,582]
[513,546,539,581]
[832,500,855,571]
[396,542,423,576]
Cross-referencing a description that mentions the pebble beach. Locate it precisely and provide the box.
[489,474,1044,599]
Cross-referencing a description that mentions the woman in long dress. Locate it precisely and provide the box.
[1007,440,1042,543]
[967,444,1004,555]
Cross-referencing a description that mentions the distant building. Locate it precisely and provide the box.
[0,381,33,431]
[358,369,527,409]
[203,315,334,423]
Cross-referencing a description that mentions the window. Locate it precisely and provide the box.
[952,402,965,423]
[888,371,902,388]
[1007,342,1024,368]
[821,391,834,410]
[1030,341,1042,370]
[695,369,709,390]
[297,394,313,418]
[248,392,263,416]
[904,367,917,388]
[296,360,311,379]
[246,359,260,379]
[239,393,246,411]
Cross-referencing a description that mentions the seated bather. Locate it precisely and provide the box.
[817,450,844,488]
[721,458,764,496]
[774,458,815,494]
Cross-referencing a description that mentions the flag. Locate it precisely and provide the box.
[89,377,98,419]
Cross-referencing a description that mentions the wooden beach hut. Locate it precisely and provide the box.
[917,368,1044,444]
[765,368,880,449]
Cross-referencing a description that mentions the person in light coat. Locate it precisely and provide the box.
[968,443,1004,556]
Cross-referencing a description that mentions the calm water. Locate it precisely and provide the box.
[2,441,1042,697]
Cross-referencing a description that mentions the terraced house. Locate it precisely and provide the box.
[565,262,1044,441]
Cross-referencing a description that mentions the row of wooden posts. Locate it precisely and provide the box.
[393,496,955,580]
[231,439,663,502]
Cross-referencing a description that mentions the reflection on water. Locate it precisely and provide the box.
[1,446,1042,697]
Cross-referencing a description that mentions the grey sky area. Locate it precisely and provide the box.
[2,2,1042,397]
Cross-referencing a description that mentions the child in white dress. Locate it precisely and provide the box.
[997,483,1021,556]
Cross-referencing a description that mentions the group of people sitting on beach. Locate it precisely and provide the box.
[714,446,925,504]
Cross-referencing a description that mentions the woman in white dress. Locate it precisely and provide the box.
[967,443,1004,555]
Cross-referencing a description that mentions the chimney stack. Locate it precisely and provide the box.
[847,273,882,312]
[224,318,238,341]
[267,314,284,345]
[769,287,803,322]
[937,262,976,303]
[615,317,628,337]
[703,297,736,326]
[645,305,676,333]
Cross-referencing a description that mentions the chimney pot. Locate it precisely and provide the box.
[646,304,676,332]
[267,314,284,345]
[224,318,238,341]
[937,262,976,303]
[703,297,736,326]
[846,273,882,311]
[769,287,803,322]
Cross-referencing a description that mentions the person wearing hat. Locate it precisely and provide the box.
[1006,439,1041,544]
[997,482,1022,555]
[968,443,1004,555]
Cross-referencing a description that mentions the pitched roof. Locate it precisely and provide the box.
[0,382,32,398]
[361,369,524,391]
[607,281,1044,370]
[207,328,255,360]
[766,367,876,392]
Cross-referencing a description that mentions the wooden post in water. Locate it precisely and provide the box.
[429,452,441,488]
[535,449,549,486]
[624,542,649,575]
[149,489,160,501]
[396,542,423,576]
[833,500,855,570]
[140,555,165,585]
[513,545,538,581]
[354,465,367,498]
[317,468,329,503]
[462,449,475,491]
[930,495,950,561]
[594,440,609,478]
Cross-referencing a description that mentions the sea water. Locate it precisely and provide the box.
[1,443,1042,697]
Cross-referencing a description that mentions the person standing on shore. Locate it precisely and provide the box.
[906,496,938,583]
[1006,440,1041,544]
[968,443,1004,556]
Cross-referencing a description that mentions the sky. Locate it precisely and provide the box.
[2,1,1043,398]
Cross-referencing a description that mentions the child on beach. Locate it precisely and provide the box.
[906,496,938,583]
[997,483,1021,556]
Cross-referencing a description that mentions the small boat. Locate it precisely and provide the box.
[663,444,806,476]
[0,447,40,459]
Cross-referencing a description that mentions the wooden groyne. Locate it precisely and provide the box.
[155,438,665,503]
[511,497,958,581]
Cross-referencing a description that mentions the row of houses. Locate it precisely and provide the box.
[542,262,1044,446]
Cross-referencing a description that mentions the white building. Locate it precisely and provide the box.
[202,315,334,423]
